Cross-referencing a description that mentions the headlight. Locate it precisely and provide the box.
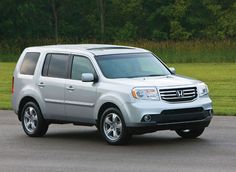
[198,83,209,96]
[132,87,159,100]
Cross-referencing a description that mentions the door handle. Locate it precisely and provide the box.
[38,82,45,87]
[66,85,74,91]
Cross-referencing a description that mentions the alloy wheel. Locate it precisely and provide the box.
[103,113,122,141]
[23,106,38,133]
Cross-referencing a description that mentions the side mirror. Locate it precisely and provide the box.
[169,67,176,74]
[81,73,95,82]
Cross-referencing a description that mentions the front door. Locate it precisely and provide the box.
[65,55,97,123]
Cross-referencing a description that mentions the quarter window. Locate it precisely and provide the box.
[71,56,95,80]
[20,52,40,75]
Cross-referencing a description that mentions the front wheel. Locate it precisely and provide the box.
[175,128,205,139]
[100,107,131,145]
[21,102,49,137]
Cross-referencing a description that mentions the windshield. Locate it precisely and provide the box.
[95,53,171,79]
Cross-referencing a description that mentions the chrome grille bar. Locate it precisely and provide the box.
[159,87,197,102]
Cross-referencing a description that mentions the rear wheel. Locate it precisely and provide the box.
[175,128,205,139]
[100,107,131,145]
[21,102,48,137]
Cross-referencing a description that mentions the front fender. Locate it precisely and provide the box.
[94,92,134,123]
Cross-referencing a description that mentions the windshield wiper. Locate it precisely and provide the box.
[126,74,165,78]
[146,74,165,77]
[126,75,144,78]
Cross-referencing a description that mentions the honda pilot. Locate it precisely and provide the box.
[12,44,213,145]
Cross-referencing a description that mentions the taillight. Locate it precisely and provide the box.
[12,76,14,94]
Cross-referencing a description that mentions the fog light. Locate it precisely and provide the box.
[143,115,151,122]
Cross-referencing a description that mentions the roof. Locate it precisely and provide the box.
[26,44,149,56]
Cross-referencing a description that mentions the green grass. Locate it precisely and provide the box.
[0,62,15,109]
[0,62,236,115]
[168,63,236,115]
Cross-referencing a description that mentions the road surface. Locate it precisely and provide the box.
[0,110,236,172]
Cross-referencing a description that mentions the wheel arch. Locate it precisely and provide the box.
[96,102,120,126]
[18,96,42,121]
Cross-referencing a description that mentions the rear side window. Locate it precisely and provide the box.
[42,53,70,78]
[20,52,40,75]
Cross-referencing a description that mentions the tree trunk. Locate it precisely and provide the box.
[98,0,105,42]
[51,0,58,43]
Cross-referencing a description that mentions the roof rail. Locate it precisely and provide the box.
[87,46,133,50]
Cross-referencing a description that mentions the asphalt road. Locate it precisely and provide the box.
[0,110,236,172]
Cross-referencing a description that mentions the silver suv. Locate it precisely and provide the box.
[12,44,213,145]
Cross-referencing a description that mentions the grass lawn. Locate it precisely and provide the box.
[169,63,236,115]
[0,62,236,115]
[0,62,15,109]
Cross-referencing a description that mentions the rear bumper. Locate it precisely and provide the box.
[127,109,213,134]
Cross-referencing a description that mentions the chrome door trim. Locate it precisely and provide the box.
[44,98,64,104]
[65,100,94,107]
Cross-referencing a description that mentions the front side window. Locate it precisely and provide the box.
[20,52,40,75]
[42,53,70,78]
[95,53,171,79]
[71,56,95,80]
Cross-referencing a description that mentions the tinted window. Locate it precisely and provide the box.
[42,54,51,76]
[20,52,40,75]
[71,56,95,80]
[45,54,70,78]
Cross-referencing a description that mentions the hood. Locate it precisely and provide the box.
[106,75,201,88]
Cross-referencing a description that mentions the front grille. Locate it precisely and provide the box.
[159,87,197,102]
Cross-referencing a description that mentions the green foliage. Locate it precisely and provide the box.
[152,30,168,40]
[115,22,137,41]
[170,21,191,40]
[0,0,235,43]
[0,1,235,62]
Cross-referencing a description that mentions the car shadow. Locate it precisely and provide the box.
[41,127,209,147]
[44,128,103,142]
[130,134,208,146]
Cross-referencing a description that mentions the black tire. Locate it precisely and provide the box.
[21,102,48,137]
[100,107,131,145]
[175,128,205,139]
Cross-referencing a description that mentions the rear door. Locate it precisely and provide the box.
[37,53,71,120]
[65,55,97,123]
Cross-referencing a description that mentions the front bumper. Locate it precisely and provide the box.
[123,96,213,134]
[128,109,212,134]
[125,96,212,123]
